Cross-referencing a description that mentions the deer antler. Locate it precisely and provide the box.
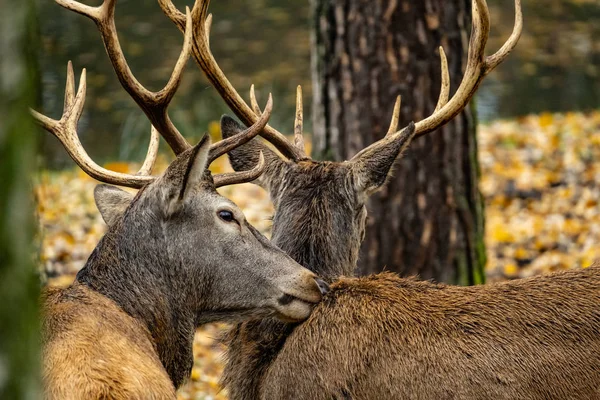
[55,0,193,154]
[158,0,309,161]
[350,0,522,162]
[208,95,274,165]
[32,62,274,189]
[214,152,265,188]
[413,0,521,138]
[31,62,157,188]
[37,0,278,189]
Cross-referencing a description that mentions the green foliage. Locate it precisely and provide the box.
[0,0,41,398]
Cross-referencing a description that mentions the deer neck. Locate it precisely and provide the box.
[75,232,196,388]
[270,214,359,281]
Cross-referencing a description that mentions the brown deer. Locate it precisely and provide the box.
[35,3,327,399]
[163,0,599,398]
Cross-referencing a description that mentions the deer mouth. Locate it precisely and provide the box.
[277,292,319,308]
[274,295,316,322]
[275,278,329,322]
[281,278,329,303]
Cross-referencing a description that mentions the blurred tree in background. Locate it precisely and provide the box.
[0,0,41,398]
[311,0,484,284]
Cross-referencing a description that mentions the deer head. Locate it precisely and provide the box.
[221,116,416,280]
[157,0,521,280]
[32,5,325,323]
[87,135,324,326]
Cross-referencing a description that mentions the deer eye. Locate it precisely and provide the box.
[218,210,236,223]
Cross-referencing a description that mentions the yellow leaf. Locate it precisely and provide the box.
[491,225,514,243]
[503,263,518,276]
[209,120,221,142]
[514,247,528,259]
[103,162,131,174]
[538,112,554,128]
[563,219,582,235]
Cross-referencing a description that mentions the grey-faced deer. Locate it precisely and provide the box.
[34,3,326,398]
[164,0,599,398]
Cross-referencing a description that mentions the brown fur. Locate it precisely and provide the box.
[220,117,414,399]
[262,268,600,399]
[221,117,600,399]
[42,284,175,399]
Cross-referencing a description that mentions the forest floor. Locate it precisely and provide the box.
[38,110,600,399]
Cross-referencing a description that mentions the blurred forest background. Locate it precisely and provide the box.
[32,0,599,398]
[38,0,599,167]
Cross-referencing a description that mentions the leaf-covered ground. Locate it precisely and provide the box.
[479,112,600,281]
[38,111,600,398]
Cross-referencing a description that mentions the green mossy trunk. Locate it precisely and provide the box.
[311,0,485,285]
[0,0,41,398]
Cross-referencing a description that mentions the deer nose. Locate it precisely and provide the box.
[315,278,330,295]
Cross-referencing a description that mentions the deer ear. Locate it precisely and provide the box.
[221,115,285,190]
[160,134,211,215]
[94,185,134,226]
[178,134,211,202]
[351,122,416,196]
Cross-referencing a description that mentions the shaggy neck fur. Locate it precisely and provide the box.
[223,162,366,399]
[76,220,196,388]
[268,161,363,281]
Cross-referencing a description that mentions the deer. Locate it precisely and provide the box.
[34,3,328,399]
[158,0,600,398]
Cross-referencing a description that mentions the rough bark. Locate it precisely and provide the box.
[312,0,485,284]
[0,0,41,397]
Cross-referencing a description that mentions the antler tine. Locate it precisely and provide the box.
[353,0,520,162]
[137,126,160,176]
[208,94,273,164]
[434,47,450,112]
[249,85,262,116]
[214,152,266,188]
[159,0,309,161]
[406,0,521,139]
[63,61,77,111]
[293,85,306,156]
[385,95,401,137]
[485,0,523,72]
[56,0,193,154]
[31,63,156,189]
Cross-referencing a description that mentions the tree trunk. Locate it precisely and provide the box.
[312,0,485,285]
[0,0,41,397]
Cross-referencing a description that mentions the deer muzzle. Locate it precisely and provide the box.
[274,271,326,322]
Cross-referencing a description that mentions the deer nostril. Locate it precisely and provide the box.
[315,278,330,295]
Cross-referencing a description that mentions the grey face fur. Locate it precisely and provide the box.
[78,136,324,387]
[221,116,416,280]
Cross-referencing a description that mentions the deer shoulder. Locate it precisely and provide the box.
[42,284,175,399]
[262,268,600,400]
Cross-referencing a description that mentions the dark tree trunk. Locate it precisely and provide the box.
[0,0,41,397]
[312,0,485,285]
